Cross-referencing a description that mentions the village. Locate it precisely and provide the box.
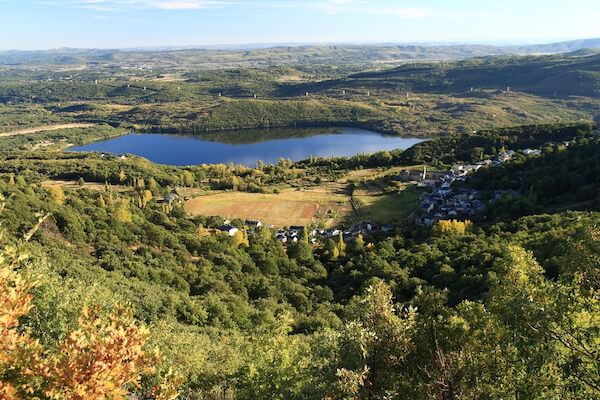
[207,146,540,242]
[413,146,550,225]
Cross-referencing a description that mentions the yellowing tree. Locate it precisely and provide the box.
[115,199,133,223]
[197,224,212,237]
[433,219,473,235]
[337,233,346,255]
[0,263,41,399]
[0,248,179,400]
[138,190,153,208]
[48,186,66,206]
[181,171,195,187]
[38,306,155,400]
[231,230,249,248]
[325,239,340,261]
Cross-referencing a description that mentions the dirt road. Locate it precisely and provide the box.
[0,123,95,137]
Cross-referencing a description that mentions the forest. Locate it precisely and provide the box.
[1,121,599,399]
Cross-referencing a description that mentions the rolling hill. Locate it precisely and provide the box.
[1,38,599,69]
[278,53,600,98]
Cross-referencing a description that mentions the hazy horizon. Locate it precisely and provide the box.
[2,37,600,53]
[1,0,599,51]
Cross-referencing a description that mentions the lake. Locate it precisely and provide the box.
[69,127,426,167]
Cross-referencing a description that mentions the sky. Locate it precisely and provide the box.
[0,0,599,50]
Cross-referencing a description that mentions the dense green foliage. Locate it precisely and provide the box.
[293,122,598,170]
[399,122,597,165]
[1,153,598,398]
[470,136,600,219]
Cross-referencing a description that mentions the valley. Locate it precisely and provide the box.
[0,36,599,400]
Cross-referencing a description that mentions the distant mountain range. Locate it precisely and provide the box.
[1,38,599,68]
[510,38,600,53]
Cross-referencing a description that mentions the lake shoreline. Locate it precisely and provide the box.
[68,127,427,167]
[129,120,430,139]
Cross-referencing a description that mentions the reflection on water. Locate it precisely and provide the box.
[69,127,427,167]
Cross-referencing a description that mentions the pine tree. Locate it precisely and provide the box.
[354,234,365,251]
[338,232,346,255]
[302,227,309,243]
[146,178,159,194]
[97,194,106,208]
[325,239,340,260]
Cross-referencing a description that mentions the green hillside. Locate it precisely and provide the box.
[279,53,600,98]
[0,123,598,398]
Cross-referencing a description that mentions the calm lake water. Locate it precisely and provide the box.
[69,127,426,167]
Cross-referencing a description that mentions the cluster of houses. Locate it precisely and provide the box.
[273,222,396,244]
[414,148,531,225]
[214,220,395,244]
[118,63,153,71]
[418,186,484,226]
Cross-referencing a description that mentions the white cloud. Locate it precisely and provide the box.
[61,0,232,11]
[277,1,431,18]
[47,0,431,17]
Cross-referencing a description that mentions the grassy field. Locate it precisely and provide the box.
[185,190,352,228]
[41,180,132,193]
[352,186,422,224]
[184,168,423,227]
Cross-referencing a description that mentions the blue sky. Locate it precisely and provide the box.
[0,0,599,50]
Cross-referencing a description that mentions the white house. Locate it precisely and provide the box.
[521,148,542,156]
[218,225,239,237]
